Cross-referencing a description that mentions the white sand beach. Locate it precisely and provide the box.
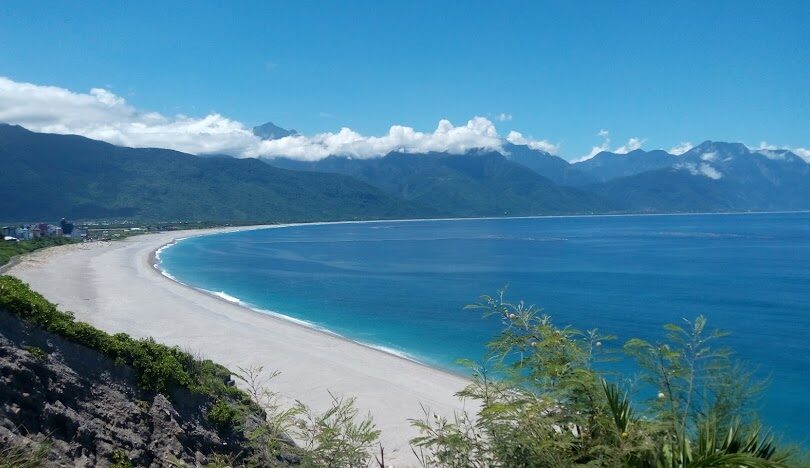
[5,226,474,466]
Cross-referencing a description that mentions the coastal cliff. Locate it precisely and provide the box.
[0,310,270,467]
[0,276,299,467]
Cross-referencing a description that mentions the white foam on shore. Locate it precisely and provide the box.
[362,343,422,364]
[194,286,425,364]
[205,289,245,305]
[154,242,175,261]
[157,267,178,281]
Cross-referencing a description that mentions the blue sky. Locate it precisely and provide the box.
[0,0,808,160]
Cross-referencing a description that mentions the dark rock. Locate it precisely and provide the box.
[0,309,295,466]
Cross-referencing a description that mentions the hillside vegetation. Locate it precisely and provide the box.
[0,237,75,268]
[0,276,384,466]
[0,124,420,223]
[266,151,611,217]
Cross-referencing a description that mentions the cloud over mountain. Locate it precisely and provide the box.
[1,76,807,163]
[505,131,559,153]
[574,130,647,162]
[0,76,547,160]
[249,117,505,160]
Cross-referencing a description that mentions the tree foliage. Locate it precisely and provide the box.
[411,290,797,467]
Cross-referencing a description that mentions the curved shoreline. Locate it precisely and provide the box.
[148,228,455,374]
[146,209,808,381]
[4,226,476,466]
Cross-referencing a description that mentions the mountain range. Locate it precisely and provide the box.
[1,121,808,222]
[0,124,416,222]
[262,122,810,215]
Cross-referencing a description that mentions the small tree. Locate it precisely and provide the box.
[411,290,793,467]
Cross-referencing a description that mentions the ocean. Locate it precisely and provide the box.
[157,212,810,441]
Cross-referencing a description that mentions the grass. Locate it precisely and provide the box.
[0,236,76,267]
[0,439,49,468]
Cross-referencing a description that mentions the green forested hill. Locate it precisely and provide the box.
[265,151,611,217]
[0,124,423,222]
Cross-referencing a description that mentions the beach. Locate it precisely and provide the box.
[4,226,473,466]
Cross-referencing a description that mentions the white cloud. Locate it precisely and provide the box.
[250,117,504,160]
[614,137,645,154]
[675,162,723,180]
[756,141,810,163]
[573,131,646,161]
[505,131,559,154]
[699,163,723,179]
[701,151,717,162]
[669,141,693,155]
[793,148,810,163]
[3,77,806,164]
[572,129,611,162]
[0,76,258,155]
[0,76,508,160]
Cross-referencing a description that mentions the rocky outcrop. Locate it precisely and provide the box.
[0,310,258,467]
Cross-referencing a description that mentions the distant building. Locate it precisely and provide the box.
[31,225,43,239]
[60,218,75,235]
[18,227,31,240]
[1,226,17,237]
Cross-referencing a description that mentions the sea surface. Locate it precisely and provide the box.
[158,212,809,441]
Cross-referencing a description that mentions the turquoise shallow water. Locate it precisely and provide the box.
[159,213,810,442]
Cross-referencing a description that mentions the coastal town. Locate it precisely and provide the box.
[1,218,85,242]
[2,219,235,245]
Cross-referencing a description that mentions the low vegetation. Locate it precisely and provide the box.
[0,275,239,398]
[0,236,75,267]
[410,291,801,467]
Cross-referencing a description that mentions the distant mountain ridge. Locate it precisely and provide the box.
[0,124,418,222]
[2,122,808,222]
[265,150,610,216]
[571,149,678,183]
[583,141,810,212]
[262,135,810,214]
[252,122,298,140]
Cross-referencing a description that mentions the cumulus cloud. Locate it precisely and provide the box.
[505,131,559,154]
[669,141,693,155]
[0,76,513,160]
[249,117,504,160]
[0,76,258,155]
[3,76,806,164]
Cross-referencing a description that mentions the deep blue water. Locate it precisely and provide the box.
[159,213,809,441]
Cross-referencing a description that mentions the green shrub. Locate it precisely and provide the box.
[109,449,133,468]
[411,290,799,467]
[208,399,241,430]
[23,345,47,360]
[0,275,234,398]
